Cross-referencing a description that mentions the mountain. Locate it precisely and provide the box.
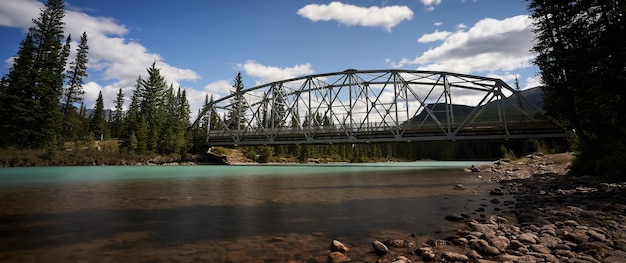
[407,86,545,125]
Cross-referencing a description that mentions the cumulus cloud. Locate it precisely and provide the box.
[417,30,452,43]
[420,0,442,11]
[391,15,535,74]
[236,60,315,85]
[297,2,413,32]
[0,0,200,112]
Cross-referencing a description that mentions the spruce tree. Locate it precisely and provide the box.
[32,0,71,148]
[89,91,106,140]
[111,88,125,138]
[0,34,38,147]
[0,0,71,148]
[140,62,168,152]
[527,0,626,175]
[226,72,247,130]
[120,80,142,152]
[62,32,89,139]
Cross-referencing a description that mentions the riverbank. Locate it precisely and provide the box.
[324,152,626,262]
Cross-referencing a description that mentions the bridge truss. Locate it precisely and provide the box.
[192,70,568,146]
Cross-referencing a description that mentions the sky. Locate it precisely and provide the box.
[0,0,540,119]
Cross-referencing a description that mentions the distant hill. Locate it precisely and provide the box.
[408,86,545,125]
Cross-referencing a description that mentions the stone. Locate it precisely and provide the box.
[426,239,448,248]
[553,249,576,258]
[509,240,526,251]
[471,239,501,256]
[445,213,466,222]
[563,230,589,244]
[470,222,497,236]
[490,187,504,195]
[467,249,483,259]
[329,239,349,253]
[538,234,562,248]
[372,240,389,255]
[416,247,436,261]
[602,255,626,263]
[391,255,412,263]
[452,237,469,246]
[487,235,510,251]
[327,251,351,263]
[441,251,470,261]
[518,232,539,244]
[384,239,406,248]
[513,255,538,263]
[528,244,551,254]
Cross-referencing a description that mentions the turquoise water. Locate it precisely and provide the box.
[0,161,483,186]
[0,162,502,262]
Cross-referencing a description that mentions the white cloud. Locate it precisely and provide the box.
[236,60,315,85]
[203,80,232,98]
[391,15,535,75]
[0,0,39,28]
[420,0,441,11]
[523,75,543,90]
[0,0,200,112]
[297,2,413,32]
[417,30,452,43]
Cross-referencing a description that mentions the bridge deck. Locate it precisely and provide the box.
[202,121,568,146]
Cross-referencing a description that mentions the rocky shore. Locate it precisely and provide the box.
[324,153,626,262]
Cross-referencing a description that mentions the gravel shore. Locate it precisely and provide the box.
[326,153,626,263]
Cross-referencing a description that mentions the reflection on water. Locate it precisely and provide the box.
[0,162,504,262]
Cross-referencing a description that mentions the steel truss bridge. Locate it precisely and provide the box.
[192,69,568,146]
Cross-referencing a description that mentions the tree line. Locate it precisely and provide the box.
[1,0,622,170]
[0,0,191,158]
[527,0,626,175]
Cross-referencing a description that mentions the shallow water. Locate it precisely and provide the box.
[0,162,506,262]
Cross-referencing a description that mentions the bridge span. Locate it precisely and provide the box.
[192,70,569,146]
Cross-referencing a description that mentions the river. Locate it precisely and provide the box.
[0,161,507,262]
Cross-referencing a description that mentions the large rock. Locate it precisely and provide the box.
[445,213,466,222]
[563,230,588,244]
[487,235,510,251]
[471,239,501,256]
[441,251,469,261]
[391,255,412,263]
[327,251,351,263]
[372,240,389,255]
[518,232,539,244]
[415,247,436,261]
[329,239,349,253]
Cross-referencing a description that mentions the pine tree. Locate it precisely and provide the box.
[140,62,168,152]
[120,80,142,152]
[0,0,70,148]
[527,0,626,175]
[62,32,89,139]
[0,34,38,147]
[226,72,248,130]
[32,0,71,148]
[89,91,106,140]
[111,88,125,138]
[176,88,191,155]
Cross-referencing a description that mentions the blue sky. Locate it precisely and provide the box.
[0,0,538,116]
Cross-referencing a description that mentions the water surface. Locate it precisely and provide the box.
[0,162,505,262]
